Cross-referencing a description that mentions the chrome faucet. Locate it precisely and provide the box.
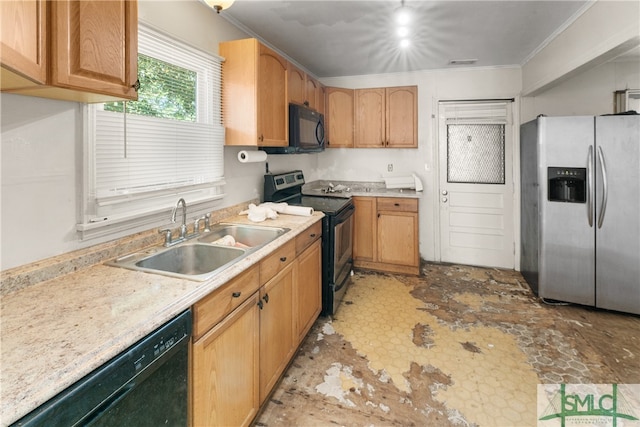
[171,198,188,239]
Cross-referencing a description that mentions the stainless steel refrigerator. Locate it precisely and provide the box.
[520,114,640,315]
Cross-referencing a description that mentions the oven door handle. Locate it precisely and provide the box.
[333,204,355,225]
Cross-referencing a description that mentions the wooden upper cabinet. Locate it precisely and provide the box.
[288,63,306,106]
[326,87,354,148]
[355,88,386,148]
[220,38,288,147]
[355,86,417,148]
[1,0,48,87]
[316,83,326,116]
[258,44,288,146]
[50,0,138,100]
[288,63,324,114]
[1,0,138,102]
[386,86,418,148]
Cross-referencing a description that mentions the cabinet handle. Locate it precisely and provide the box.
[232,291,241,298]
[280,256,287,262]
[131,79,140,91]
[257,300,263,309]
[263,293,269,303]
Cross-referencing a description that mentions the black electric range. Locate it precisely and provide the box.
[264,171,354,316]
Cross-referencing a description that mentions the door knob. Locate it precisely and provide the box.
[442,197,448,203]
[442,190,448,195]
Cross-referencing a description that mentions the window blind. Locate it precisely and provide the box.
[80,23,225,234]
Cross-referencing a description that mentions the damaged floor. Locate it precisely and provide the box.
[255,263,640,427]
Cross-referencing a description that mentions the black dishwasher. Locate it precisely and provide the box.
[12,309,192,427]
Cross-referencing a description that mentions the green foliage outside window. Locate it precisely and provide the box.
[105,54,197,122]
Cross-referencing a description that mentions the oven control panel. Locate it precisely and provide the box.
[266,170,305,192]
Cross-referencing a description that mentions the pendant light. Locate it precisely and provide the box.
[203,0,235,13]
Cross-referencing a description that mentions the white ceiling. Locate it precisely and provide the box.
[221,0,592,78]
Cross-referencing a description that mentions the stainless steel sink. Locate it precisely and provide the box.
[108,223,290,281]
[198,223,289,248]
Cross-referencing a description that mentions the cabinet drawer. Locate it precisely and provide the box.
[377,197,417,212]
[295,221,322,255]
[260,240,295,284]
[193,265,260,339]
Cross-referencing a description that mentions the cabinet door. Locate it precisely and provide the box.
[288,63,306,106]
[326,87,354,148]
[355,88,386,148]
[353,197,377,262]
[295,239,321,343]
[316,84,326,116]
[386,86,417,148]
[1,0,47,86]
[192,293,260,427]
[305,76,320,110]
[50,0,138,100]
[259,262,295,403]
[378,211,419,267]
[257,43,288,147]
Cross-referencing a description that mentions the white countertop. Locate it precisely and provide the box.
[0,212,323,426]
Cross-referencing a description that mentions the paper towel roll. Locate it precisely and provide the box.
[280,205,314,216]
[238,150,267,163]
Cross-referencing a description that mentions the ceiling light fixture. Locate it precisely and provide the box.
[394,0,414,49]
[394,0,413,26]
[203,0,235,13]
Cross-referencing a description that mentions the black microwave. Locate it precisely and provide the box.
[262,104,325,154]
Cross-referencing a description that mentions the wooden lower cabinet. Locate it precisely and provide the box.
[191,222,323,426]
[259,261,296,402]
[353,196,420,275]
[192,293,260,427]
[295,239,322,342]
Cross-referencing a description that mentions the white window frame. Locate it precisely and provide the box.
[78,23,225,240]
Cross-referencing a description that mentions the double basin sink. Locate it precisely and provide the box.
[109,223,289,281]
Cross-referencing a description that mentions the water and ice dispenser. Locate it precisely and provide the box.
[547,167,586,203]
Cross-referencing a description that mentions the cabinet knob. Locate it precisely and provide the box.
[232,291,241,298]
[394,203,400,207]
[310,233,316,238]
[280,256,287,262]
[263,293,269,303]
[131,79,140,91]
[257,300,263,309]
[442,197,448,203]
[258,134,264,142]
[442,190,448,195]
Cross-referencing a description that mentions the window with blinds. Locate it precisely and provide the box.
[79,24,225,238]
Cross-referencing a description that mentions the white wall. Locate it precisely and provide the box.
[319,67,522,263]
[522,60,640,122]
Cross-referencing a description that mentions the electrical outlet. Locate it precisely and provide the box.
[388,163,393,172]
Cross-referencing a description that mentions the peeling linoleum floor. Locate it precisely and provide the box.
[255,264,640,427]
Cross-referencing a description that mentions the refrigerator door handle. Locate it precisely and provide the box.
[597,146,608,229]
[587,145,593,227]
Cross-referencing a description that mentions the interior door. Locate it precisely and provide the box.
[438,101,515,269]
